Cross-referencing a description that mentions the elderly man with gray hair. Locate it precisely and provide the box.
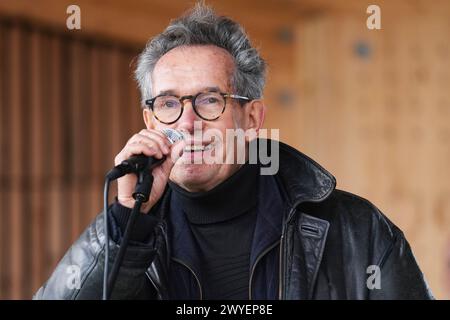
[35,4,432,300]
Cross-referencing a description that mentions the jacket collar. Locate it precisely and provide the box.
[162,138,336,216]
[275,139,336,205]
[269,139,335,299]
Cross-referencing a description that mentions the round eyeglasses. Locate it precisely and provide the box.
[145,91,251,124]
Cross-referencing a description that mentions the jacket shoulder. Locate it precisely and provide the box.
[300,189,433,299]
[315,189,399,233]
[301,189,404,260]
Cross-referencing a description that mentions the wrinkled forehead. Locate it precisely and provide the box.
[151,45,235,96]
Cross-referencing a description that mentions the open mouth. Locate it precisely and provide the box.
[183,142,215,153]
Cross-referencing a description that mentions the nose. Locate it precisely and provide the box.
[176,100,202,134]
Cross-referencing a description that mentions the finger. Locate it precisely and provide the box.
[127,142,164,159]
[115,143,163,165]
[139,129,172,152]
[140,128,168,141]
[128,133,169,155]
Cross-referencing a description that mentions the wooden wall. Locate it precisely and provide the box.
[0,19,142,299]
[289,9,450,299]
[0,0,449,299]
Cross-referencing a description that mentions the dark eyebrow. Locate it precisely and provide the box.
[157,89,178,96]
[202,86,221,93]
[156,86,222,97]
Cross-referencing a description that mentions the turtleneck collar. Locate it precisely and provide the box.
[168,163,259,224]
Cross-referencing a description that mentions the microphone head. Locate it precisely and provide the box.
[162,128,185,144]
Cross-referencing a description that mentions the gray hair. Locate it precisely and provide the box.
[134,3,266,107]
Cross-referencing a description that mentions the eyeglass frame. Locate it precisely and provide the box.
[144,91,252,124]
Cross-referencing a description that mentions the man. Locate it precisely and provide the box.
[34,4,433,300]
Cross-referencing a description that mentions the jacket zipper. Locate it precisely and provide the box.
[248,240,280,300]
[279,227,285,299]
[172,258,203,300]
[250,205,299,300]
[279,206,300,299]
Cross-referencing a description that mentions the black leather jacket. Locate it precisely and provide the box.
[34,140,434,299]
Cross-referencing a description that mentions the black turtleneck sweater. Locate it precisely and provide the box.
[169,163,258,300]
[110,163,259,300]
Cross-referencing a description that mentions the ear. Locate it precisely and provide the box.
[244,99,266,141]
[143,108,155,130]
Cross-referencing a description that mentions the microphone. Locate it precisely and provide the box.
[106,129,184,180]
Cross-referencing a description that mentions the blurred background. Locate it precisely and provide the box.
[0,0,449,299]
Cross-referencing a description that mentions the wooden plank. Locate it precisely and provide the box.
[77,42,92,229]
[88,44,102,221]
[98,46,112,176]
[29,29,44,296]
[0,23,8,300]
[119,51,136,143]
[69,39,82,243]
[128,53,142,133]
[0,23,3,299]
[47,35,64,272]
[9,22,24,300]
[110,47,122,163]
[39,32,52,289]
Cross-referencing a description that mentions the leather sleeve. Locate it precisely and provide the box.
[369,231,434,300]
[33,212,157,300]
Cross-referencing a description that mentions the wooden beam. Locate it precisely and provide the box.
[0,0,300,46]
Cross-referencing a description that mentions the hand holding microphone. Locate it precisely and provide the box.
[103,128,184,299]
[112,128,185,213]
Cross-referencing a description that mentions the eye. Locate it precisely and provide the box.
[197,94,221,105]
[163,99,179,108]
[206,97,219,103]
